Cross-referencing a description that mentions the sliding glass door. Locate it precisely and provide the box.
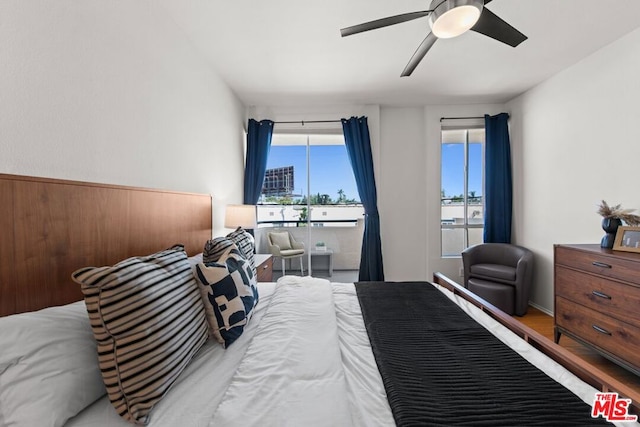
[257,132,363,277]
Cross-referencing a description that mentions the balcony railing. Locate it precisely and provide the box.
[257,219,359,228]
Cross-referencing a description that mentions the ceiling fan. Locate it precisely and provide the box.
[340,0,527,77]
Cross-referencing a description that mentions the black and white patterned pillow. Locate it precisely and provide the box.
[203,237,237,264]
[226,228,256,277]
[72,245,208,425]
[194,249,258,348]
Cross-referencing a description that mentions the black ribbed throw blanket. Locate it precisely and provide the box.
[355,281,612,426]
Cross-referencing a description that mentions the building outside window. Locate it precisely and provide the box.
[441,122,485,257]
[262,166,295,197]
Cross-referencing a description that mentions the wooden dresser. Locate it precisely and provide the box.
[554,244,640,375]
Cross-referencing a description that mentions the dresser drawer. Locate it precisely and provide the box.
[555,245,640,286]
[555,265,640,325]
[556,296,640,369]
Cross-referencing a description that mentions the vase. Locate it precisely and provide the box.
[601,217,622,249]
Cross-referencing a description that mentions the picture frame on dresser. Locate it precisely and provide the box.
[613,226,640,253]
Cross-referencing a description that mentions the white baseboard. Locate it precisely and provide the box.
[529,301,553,316]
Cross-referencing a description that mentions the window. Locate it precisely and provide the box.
[257,133,363,228]
[440,124,485,256]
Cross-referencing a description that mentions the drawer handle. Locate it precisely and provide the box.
[592,325,612,336]
[591,290,612,300]
[262,265,269,270]
[592,261,612,269]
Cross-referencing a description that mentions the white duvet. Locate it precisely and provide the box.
[211,276,356,426]
[65,277,393,427]
[63,277,633,427]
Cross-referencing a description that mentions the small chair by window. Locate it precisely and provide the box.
[267,231,305,276]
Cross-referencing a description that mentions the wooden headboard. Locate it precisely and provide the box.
[0,174,213,317]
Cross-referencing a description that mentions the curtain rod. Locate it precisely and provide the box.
[273,119,343,125]
[440,116,484,122]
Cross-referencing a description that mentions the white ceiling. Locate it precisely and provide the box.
[159,0,640,107]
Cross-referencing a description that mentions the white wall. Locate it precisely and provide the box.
[0,0,245,234]
[507,27,640,313]
[379,107,427,280]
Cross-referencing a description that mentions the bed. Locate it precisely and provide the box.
[1,174,638,427]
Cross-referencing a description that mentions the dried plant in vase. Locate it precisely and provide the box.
[597,200,640,226]
[597,200,640,248]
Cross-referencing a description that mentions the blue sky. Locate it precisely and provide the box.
[266,145,360,202]
[441,143,483,198]
[265,141,482,202]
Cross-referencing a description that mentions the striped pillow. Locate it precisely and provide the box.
[72,245,208,425]
[202,237,237,264]
[226,228,256,277]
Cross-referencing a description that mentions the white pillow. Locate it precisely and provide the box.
[0,301,105,427]
[188,252,204,274]
[269,231,292,251]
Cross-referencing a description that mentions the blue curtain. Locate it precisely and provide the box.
[243,119,274,204]
[341,116,384,281]
[484,113,512,243]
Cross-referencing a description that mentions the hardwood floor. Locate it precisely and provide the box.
[518,306,640,392]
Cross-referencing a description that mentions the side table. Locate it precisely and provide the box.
[255,254,273,282]
[310,249,333,277]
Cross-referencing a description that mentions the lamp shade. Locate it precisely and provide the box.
[225,204,257,229]
[429,0,483,39]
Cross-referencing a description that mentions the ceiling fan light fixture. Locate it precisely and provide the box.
[429,0,483,39]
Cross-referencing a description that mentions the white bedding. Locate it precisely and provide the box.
[59,278,636,427]
[63,277,394,427]
[210,276,353,426]
[66,283,279,427]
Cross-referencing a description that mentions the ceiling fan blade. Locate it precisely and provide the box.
[401,32,438,77]
[341,11,430,37]
[471,7,527,47]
